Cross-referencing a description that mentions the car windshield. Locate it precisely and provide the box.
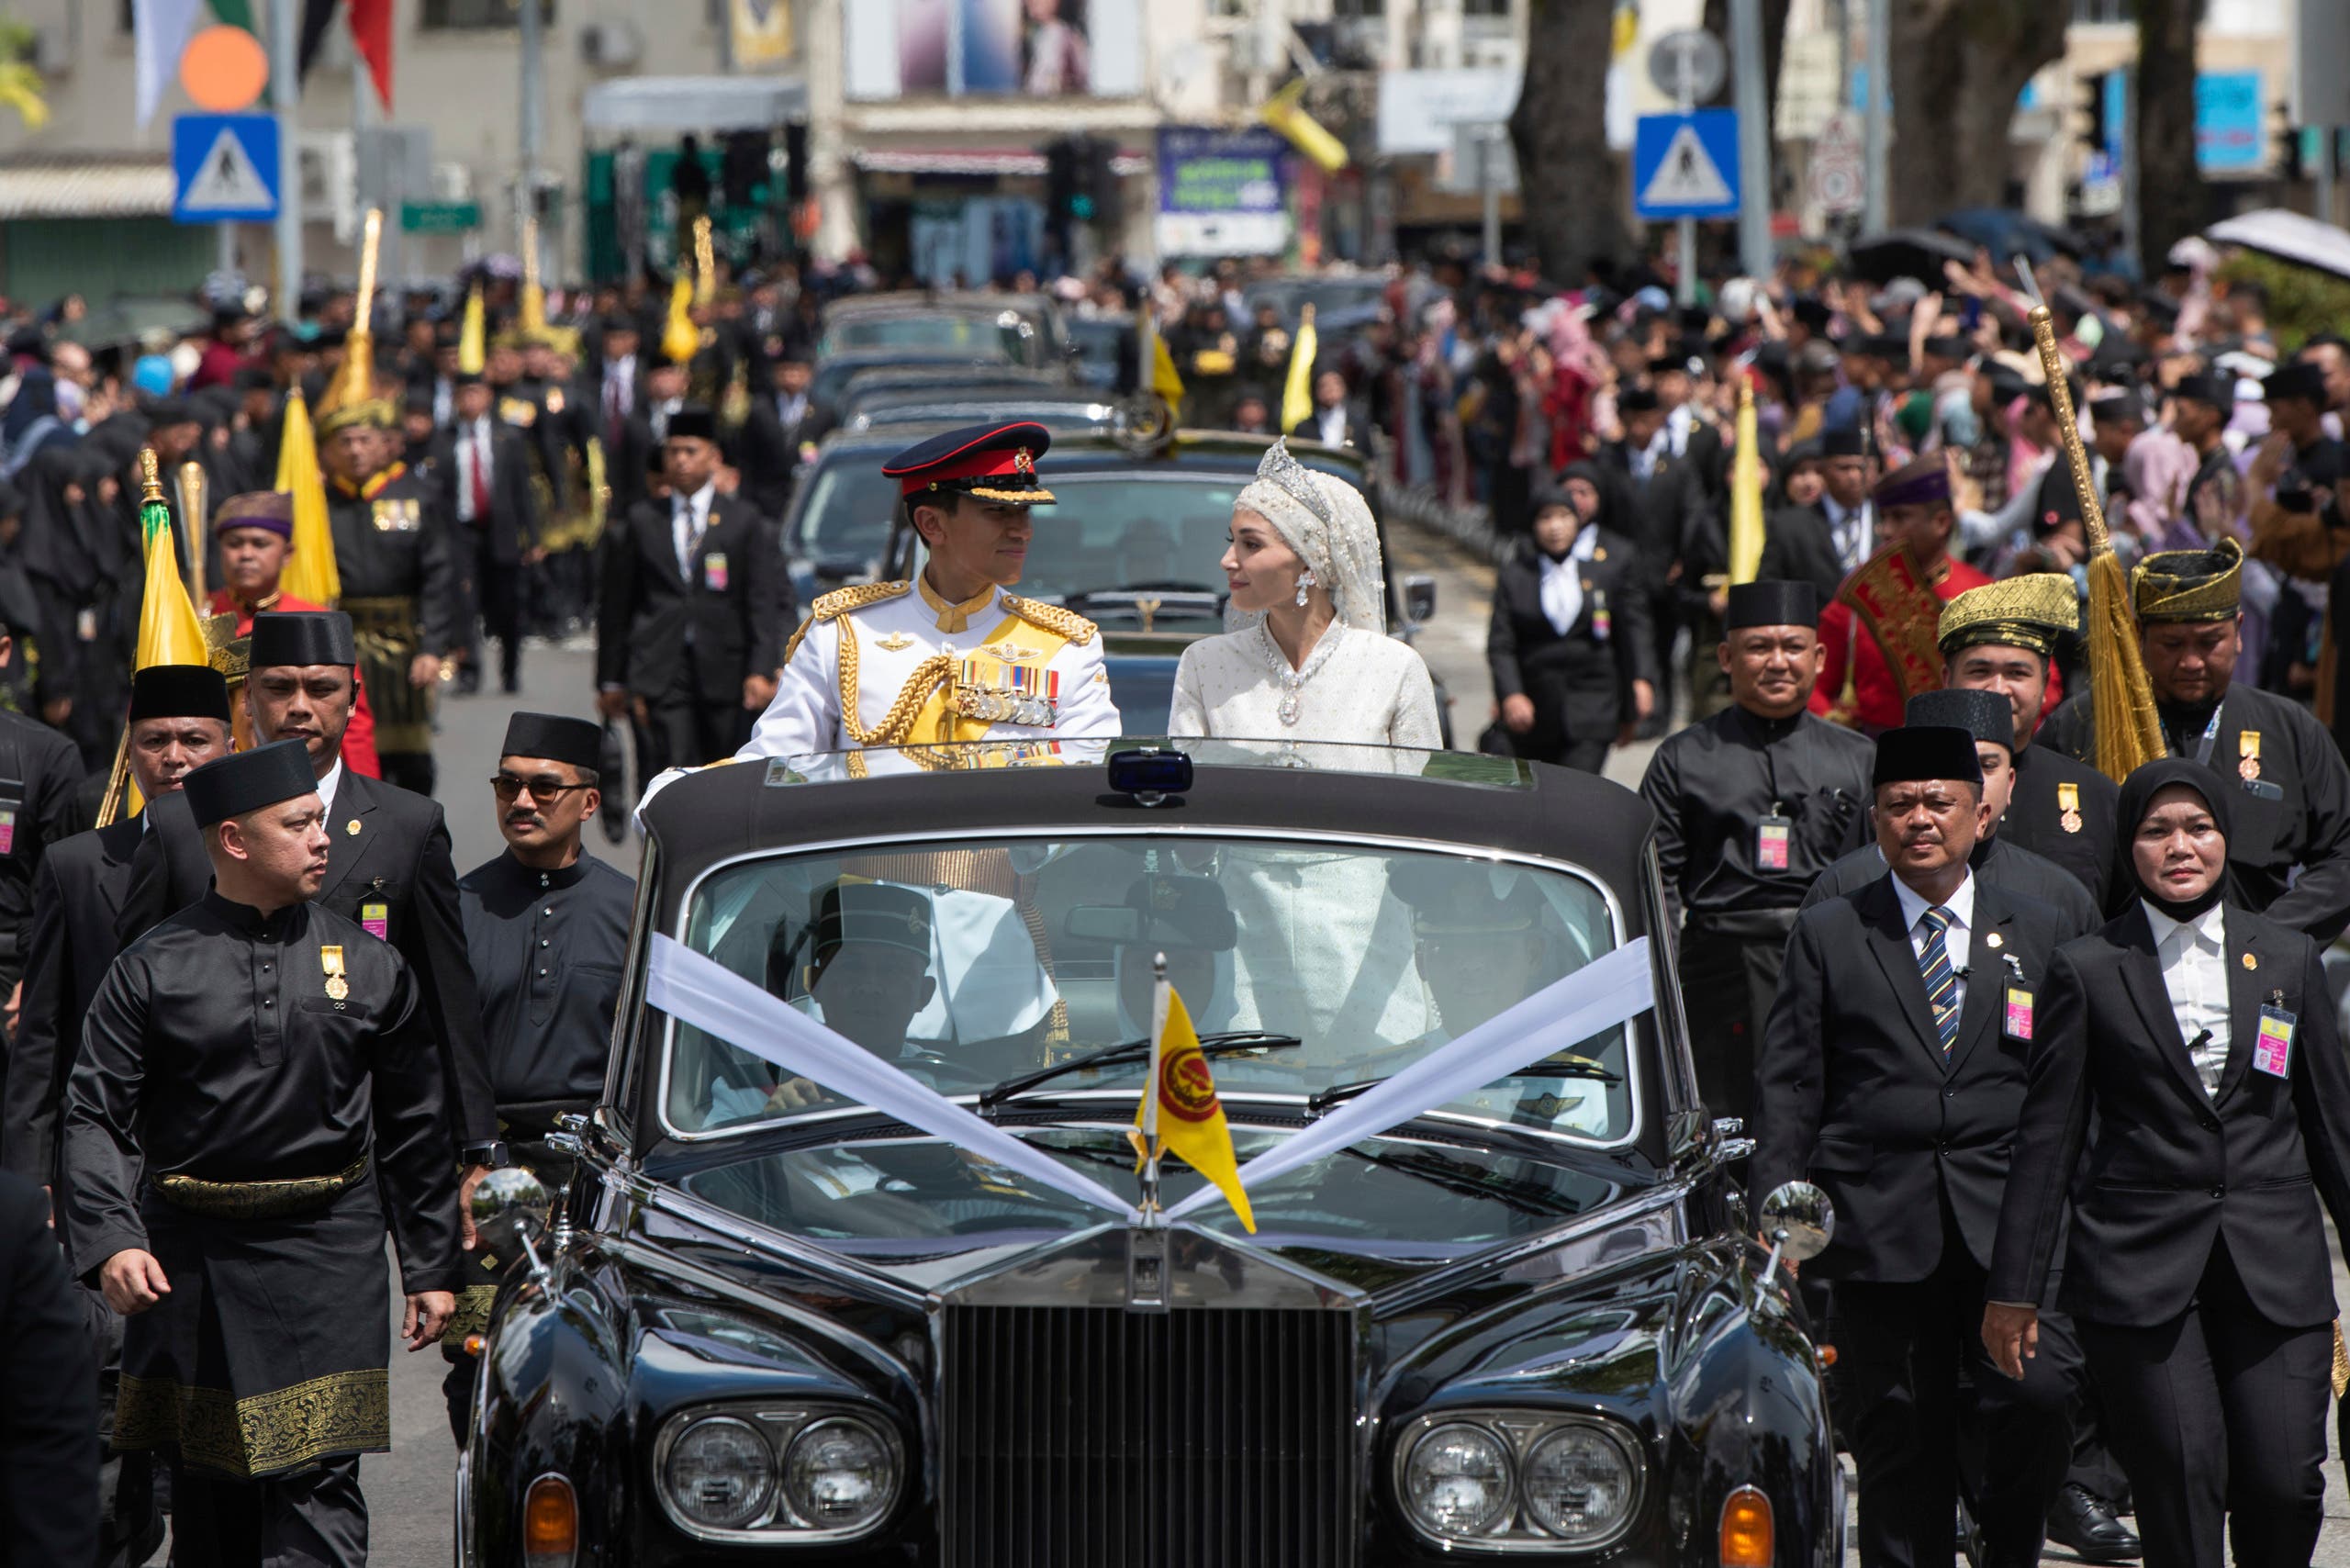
[789,459,901,559]
[824,314,1037,364]
[662,833,1634,1150]
[1011,475,1239,609]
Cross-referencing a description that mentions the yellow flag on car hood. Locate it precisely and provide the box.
[1131,981,1255,1232]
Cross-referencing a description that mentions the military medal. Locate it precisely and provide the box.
[2241,730,2262,782]
[2056,781,2082,834]
[321,945,349,1001]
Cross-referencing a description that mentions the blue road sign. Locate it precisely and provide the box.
[173,114,279,224]
[1633,109,1740,220]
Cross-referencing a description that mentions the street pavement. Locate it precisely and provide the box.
[147,522,2350,1562]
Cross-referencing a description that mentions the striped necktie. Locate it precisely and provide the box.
[1918,905,1960,1056]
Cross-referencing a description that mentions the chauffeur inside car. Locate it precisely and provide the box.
[711,880,938,1121]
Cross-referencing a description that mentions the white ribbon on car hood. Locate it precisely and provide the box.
[1164,937,1656,1220]
[646,935,1140,1221]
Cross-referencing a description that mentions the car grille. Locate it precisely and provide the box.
[940,1305,1359,1568]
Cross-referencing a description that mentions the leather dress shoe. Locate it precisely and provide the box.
[2046,1484,2142,1563]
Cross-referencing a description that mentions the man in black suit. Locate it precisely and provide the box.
[1,663,224,1568]
[737,344,822,521]
[1759,427,1874,602]
[1755,724,2077,1568]
[434,371,543,695]
[1290,365,1373,451]
[0,1167,95,1565]
[597,405,792,772]
[1487,476,1657,772]
[610,354,690,520]
[119,613,506,1236]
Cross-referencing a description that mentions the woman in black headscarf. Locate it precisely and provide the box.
[1982,758,2350,1568]
[1483,465,1656,770]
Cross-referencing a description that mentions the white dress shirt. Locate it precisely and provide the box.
[1629,427,1669,482]
[1537,527,1602,636]
[1826,498,1872,571]
[1315,404,1347,447]
[672,480,715,579]
[453,415,494,525]
[1892,868,1975,1017]
[2143,901,2232,1096]
[315,756,344,825]
[777,390,809,429]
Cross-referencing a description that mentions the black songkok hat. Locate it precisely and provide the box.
[500,711,603,770]
[2173,372,2236,409]
[183,739,317,829]
[810,880,933,967]
[250,610,357,669]
[665,404,720,444]
[2264,362,2329,405]
[1817,426,1868,459]
[1724,579,1818,630]
[1871,724,1984,790]
[1904,688,2013,756]
[127,664,230,724]
[1616,386,1661,415]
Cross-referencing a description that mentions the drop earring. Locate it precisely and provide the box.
[1294,569,1316,608]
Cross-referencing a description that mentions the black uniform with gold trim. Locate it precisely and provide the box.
[2039,540,2350,938]
[325,401,460,797]
[1935,576,2122,909]
[59,743,462,1542]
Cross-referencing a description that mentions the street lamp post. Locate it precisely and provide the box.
[271,0,302,320]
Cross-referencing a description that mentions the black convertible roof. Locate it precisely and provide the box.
[637,745,1660,935]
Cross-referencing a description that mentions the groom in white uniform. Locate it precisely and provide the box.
[742,420,1122,764]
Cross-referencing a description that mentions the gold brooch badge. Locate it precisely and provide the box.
[1013,447,1035,476]
[322,945,350,1002]
[2244,952,2258,970]
[875,633,915,652]
[346,819,362,836]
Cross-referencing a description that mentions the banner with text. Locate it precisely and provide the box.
[1156,125,1290,257]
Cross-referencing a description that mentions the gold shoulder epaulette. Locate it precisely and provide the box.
[1002,595,1098,646]
[785,582,912,668]
[814,581,911,621]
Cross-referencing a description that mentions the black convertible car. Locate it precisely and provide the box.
[458,744,1839,1565]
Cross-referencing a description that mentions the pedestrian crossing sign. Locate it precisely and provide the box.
[172,113,280,224]
[1633,109,1740,219]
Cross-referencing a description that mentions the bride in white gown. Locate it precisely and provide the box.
[1167,439,1441,747]
[1166,440,1441,1057]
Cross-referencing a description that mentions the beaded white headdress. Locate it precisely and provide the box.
[1229,439,1387,634]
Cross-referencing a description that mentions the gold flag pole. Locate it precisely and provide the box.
[180,460,207,607]
[95,453,169,827]
[2016,257,2163,783]
[319,207,383,412]
[693,214,716,306]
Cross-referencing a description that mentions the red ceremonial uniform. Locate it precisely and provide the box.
[1808,554,1996,732]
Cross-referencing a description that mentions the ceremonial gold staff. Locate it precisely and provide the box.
[2016,258,2163,784]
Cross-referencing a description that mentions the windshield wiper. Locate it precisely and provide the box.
[1306,1054,1622,1116]
[977,1031,1301,1112]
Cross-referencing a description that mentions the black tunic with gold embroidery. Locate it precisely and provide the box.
[59,891,463,1480]
[330,463,460,756]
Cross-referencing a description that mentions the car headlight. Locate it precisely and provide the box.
[1522,1424,1640,1543]
[782,1417,894,1532]
[1401,1422,1513,1537]
[662,1417,776,1531]
[654,1403,904,1542]
[1393,1411,1648,1551]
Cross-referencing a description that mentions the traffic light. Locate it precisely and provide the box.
[1083,137,1123,230]
[2274,103,2305,180]
[2073,72,2107,151]
[1045,136,1080,226]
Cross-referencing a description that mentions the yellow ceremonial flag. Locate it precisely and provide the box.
[1132,980,1256,1233]
[663,270,700,366]
[119,458,214,817]
[1137,299,1184,412]
[1728,376,1765,585]
[457,284,486,375]
[1281,303,1319,436]
[1260,78,1349,174]
[274,386,341,606]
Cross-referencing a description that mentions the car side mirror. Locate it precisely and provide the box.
[471,1166,551,1260]
[1065,905,1145,944]
[1403,574,1437,625]
[1757,1180,1835,1290]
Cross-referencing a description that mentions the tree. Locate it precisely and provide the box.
[1887,0,2069,221]
[2135,0,2207,277]
[1508,0,1629,286]
[0,19,48,131]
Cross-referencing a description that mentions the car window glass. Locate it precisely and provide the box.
[664,835,1630,1148]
